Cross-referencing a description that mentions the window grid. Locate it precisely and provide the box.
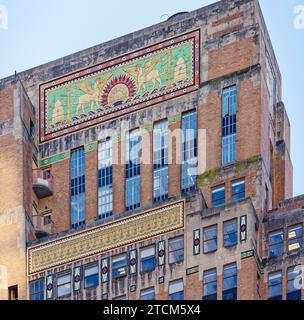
[268,272,282,300]
[112,254,128,279]
[203,225,217,253]
[288,225,303,252]
[269,230,284,257]
[211,186,226,207]
[223,219,238,247]
[231,180,245,202]
[203,269,217,300]
[57,274,71,298]
[29,278,44,301]
[181,111,197,192]
[70,148,86,229]
[223,263,237,300]
[222,86,237,165]
[153,121,169,203]
[125,130,141,211]
[169,237,184,264]
[98,139,113,219]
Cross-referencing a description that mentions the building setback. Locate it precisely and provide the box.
[0,0,302,301]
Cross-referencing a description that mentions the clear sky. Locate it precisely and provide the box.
[0,0,303,197]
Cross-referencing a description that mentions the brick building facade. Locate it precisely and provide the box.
[0,0,302,300]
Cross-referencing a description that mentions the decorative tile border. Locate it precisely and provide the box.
[39,151,70,167]
[27,200,185,275]
[39,30,200,144]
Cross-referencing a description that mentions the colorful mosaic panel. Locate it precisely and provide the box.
[28,200,184,274]
[129,249,137,275]
[158,240,166,267]
[101,258,109,283]
[39,30,200,143]
[193,229,200,255]
[73,266,81,292]
[46,274,54,300]
[240,215,247,242]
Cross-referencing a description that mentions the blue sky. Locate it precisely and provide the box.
[0,0,303,196]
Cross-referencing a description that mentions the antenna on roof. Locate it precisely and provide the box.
[14,70,18,82]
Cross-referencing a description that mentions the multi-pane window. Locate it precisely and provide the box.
[203,225,217,253]
[211,186,225,207]
[153,121,168,203]
[98,138,112,220]
[223,219,238,247]
[203,269,217,300]
[181,111,197,192]
[57,274,71,298]
[169,279,184,300]
[140,246,156,273]
[288,225,303,252]
[29,278,44,300]
[287,266,302,300]
[112,254,128,279]
[268,272,282,300]
[70,148,86,228]
[84,265,99,289]
[223,263,237,300]
[231,180,245,201]
[125,129,141,211]
[169,237,184,264]
[140,288,155,300]
[269,230,284,257]
[222,86,237,165]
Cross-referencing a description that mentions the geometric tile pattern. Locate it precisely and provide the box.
[39,30,200,143]
[27,200,185,274]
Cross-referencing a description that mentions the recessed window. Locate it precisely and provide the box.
[223,219,238,247]
[140,246,156,273]
[70,148,86,229]
[169,237,184,264]
[222,263,237,300]
[181,111,197,193]
[125,130,141,211]
[43,213,52,226]
[57,274,71,298]
[288,225,303,252]
[203,269,217,300]
[203,225,217,253]
[140,287,155,300]
[84,265,99,289]
[269,230,284,257]
[98,138,113,219]
[29,278,44,300]
[112,254,128,279]
[287,266,302,300]
[153,121,168,203]
[211,186,225,207]
[169,279,184,300]
[222,86,237,165]
[268,272,282,300]
[8,285,18,301]
[231,180,245,201]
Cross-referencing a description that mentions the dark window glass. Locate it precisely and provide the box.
[169,280,184,300]
[268,272,282,300]
[231,181,245,201]
[98,139,112,219]
[140,288,155,300]
[84,265,99,289]
[70,148,86,228]
[287,266,302,300]
[203,269,217,300]
[112,254,128,279]
[30,278,44,301]
[169,237,184,264]
[223,263,237,300]
[125,130,141,211]
[204,225,217,253]
[223,219,238,247]
[141,246,156,273]
[269,230,284,257]
[212,187,225,207]
[222,86,237,165]
[57,274,71,298]
[153,121,168,203]
[181,111,197,192]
